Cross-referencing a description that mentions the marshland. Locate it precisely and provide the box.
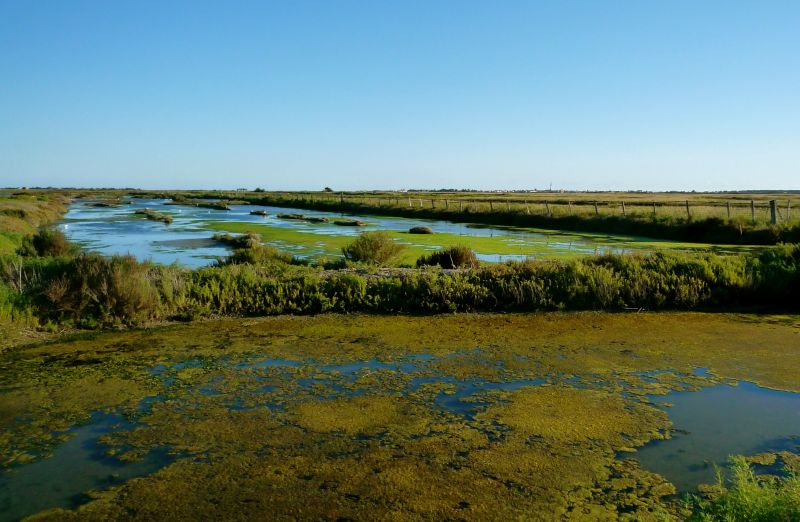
[3,2,800,520]
[1,189,799,521]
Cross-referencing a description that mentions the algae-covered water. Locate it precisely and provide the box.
[1,313,799,520]
[60,198,751,267]
[633,382,800,492]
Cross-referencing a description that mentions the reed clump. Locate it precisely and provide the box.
[416,245,479,269]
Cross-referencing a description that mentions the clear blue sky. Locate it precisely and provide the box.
[1,1,798,191]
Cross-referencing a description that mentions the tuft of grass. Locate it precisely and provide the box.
[416,245,479,269]
[342,231,405,265]
[689,456,800,521]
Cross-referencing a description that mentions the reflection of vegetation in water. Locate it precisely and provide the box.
[2,313,800,519]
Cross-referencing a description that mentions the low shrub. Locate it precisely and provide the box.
[416,245,479,269]
[689,455,800,521]
[18,228,73,257]
[342,232,405,265]
[212,232,262,249]
[41,253,163,326]
[409,226,433,234]
[220,244,295,266]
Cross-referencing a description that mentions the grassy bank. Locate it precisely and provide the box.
[135,189,800,246]
[243,193,800,246]
[133,208,174,224]
[0,192,68,256]
[1,192,798,332]
[2,233,798,329]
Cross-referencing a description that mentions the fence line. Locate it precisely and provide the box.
[257,193,800,226]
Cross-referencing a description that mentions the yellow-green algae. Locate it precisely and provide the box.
[2,312,799,520]
[202,219,756,264]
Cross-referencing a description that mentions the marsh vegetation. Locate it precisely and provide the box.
[1,190,799,521]
[133,208,173,224]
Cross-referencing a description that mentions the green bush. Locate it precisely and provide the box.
[690,456,800,521]
[220,244,295,266]
[4,235,800,328]
[342,232,404,265]
[41,253,163,326]
[212,232,262,249]
[416,245,479,269]
[18,228,72,257]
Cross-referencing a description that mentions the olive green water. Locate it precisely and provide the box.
[1,313,799,520]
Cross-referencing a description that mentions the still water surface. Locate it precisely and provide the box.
[60,198,728,267]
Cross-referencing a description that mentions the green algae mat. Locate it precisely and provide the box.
[1,312,800,520]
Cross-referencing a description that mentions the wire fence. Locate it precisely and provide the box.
[258,193,799,226]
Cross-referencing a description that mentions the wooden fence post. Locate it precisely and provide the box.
[506,200,511,212]
[788,200,791,221]
[621,201,626,216]
[770,200,777,224]
[685,200,691,220]
[652,202,657,217]
[545,201,551,216]
[444,199,449,210]
[489,201,494,212]
[431,199,435,209]
[459,201,463,212]
[568,201,573,214]
[751,200,756,224]
[594,201,599,215]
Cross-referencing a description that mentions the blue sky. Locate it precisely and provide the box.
[1,1,798,191]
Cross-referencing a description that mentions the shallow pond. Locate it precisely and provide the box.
[60,197,746,267]
[633,381,800,492]
[0,413,170,522]
[3,313,799,519]
[3,355,799,519]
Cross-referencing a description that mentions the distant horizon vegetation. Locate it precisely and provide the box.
[5,186,800,194]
